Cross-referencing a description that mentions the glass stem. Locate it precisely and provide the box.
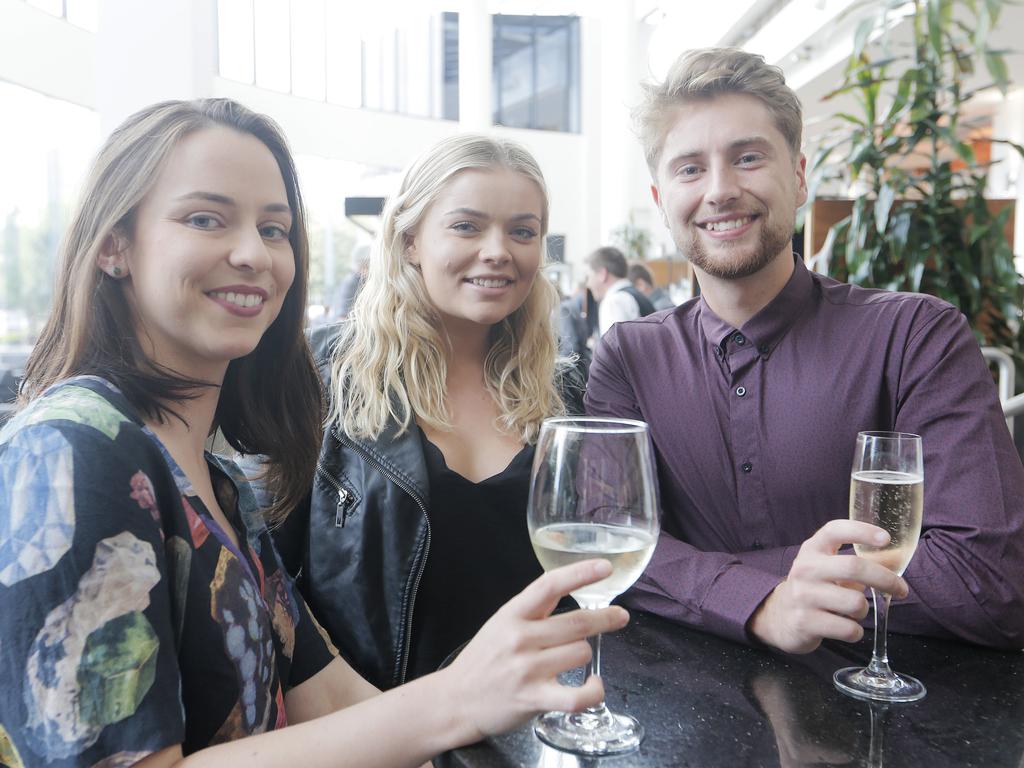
[589,630,603,680]
[867,589,894,678]
[583,631,607,715]
[867,703,889,768]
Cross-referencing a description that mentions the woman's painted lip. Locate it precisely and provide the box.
[206,287,268,317]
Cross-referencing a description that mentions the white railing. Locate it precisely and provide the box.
[1003,393,1024,420]
[981,347,1017,434]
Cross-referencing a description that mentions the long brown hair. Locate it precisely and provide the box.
[21,98,321,523]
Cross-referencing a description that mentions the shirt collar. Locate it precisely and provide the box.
[698,256,814,357]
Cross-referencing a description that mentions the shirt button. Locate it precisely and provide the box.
[741,462,753,473]
[751,540,763,550]
[735,386,747,397]
[734,333,746,345]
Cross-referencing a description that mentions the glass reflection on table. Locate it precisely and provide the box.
[436,610,1024,768]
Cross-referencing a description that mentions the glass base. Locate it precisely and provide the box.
[833,666,926,703]
[534,706,644,756]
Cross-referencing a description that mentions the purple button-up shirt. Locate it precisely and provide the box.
[585,258,1024,648]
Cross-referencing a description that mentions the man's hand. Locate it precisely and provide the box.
[748,520,908,653]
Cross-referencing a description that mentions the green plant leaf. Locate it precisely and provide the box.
[874,184,896,234]
[969,222,992,245]
[973,0,992,48]
[853,15,877,60]
[927,0,945,59]
[984,0,1002,25]
[984,50,1010,93]
[990,138,1024,158]
[819,0,1024,370]
[956,49,976,75]
[834,112,868,126]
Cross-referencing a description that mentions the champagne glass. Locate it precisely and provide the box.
[527,417,659,755]
[834,431,926,703]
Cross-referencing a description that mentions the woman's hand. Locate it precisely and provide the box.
[434,559,629,743]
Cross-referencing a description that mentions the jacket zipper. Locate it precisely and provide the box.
[331,431,431,686]
[315,462,352,527]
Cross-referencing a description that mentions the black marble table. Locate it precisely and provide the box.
[436,610,1024,768]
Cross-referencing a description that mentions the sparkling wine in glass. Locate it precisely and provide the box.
[834,431,926,703]
[527,417,659,756]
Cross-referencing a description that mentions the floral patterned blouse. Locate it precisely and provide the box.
[0,376,336,768]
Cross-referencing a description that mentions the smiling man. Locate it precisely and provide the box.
[585,48,1024,652]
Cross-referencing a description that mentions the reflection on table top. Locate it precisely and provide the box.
[436,610,1024,768]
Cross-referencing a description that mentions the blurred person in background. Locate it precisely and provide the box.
[327,242,371,320]
[585,245,655,336]
[557,281,598,381]
[627,262,675,311]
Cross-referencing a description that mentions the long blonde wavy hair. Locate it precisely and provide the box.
[328,134,565,444]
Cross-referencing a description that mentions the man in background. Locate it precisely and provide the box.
[628,262,675,310]
[585,246,656,336]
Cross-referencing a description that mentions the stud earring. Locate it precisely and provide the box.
[112,266,123,277]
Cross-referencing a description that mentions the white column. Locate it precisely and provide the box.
[989,90,1024,273]
[579,14,605,264]
[598,0,636,246]
[95,0,218,136]
[458,0,492,131]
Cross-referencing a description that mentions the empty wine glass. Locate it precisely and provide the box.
[834,431,926,703]
[527,417,659,755]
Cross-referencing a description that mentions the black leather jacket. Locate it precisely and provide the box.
[272,323,584,690]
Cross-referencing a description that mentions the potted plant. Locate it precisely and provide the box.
[806,0,1024,371]
[611,213,652,262]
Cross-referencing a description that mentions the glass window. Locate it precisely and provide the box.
[362,33,394,112]
[493,14,579,133]
[215,2,454,120]
[325,4,362,107]
[65,0,97,31]
[254,0,290,93]
[217,0,255,83]
[442,12,459,121]
[291,0,327,100]
[292,155,397,313]
[362,13,453,120]
[0,83,99,347]
[25,0,62,17]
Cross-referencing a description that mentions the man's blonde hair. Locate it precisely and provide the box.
[635,47,803,173]
[328,134,565,444]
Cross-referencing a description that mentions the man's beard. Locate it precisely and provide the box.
[682,212,793,280]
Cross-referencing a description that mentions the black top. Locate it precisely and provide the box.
[407,431,542,679]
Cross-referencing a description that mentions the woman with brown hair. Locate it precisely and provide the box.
[0,99,624,768]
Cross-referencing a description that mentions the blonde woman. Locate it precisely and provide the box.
[273,135,583,691]
[0,102,623,767]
